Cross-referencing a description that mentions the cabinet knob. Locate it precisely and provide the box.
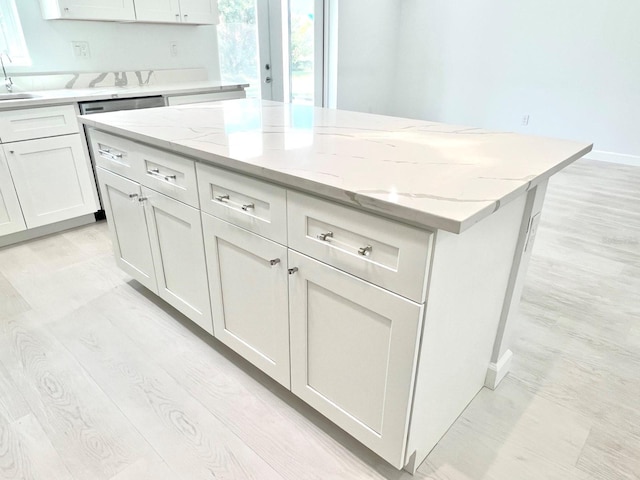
[288,267,298,275]
[269,258,280,266]
[9,150,14,154]
[175,14,180,20]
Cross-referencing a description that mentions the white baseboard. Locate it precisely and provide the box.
[0,214,97,248]
[485,349,513,390]
[585,150,640,167]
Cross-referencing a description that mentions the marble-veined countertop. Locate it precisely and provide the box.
[0,81,247,110]
[79,99,592,233]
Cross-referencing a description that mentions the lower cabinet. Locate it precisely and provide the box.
[142,186,212,334]
[91,130,434,469]
[97,168,212,334]
[0,149,26,236]
[98,168,157,294]
[288,250,424,468]
[202,213,290,387]
[3,135,98,228]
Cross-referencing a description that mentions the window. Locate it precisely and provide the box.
[0,0,31,66]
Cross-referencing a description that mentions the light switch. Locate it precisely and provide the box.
[72,41,90,58]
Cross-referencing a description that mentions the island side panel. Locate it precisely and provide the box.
[404,193,527,473]
[485,181,549,389]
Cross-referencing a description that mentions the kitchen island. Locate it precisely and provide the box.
[79,99,592,472]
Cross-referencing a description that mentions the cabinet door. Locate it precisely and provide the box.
[0,150,26,236]
[4,135,99,229]
[179,0,219,24]
[288,251,424,468]
[134,0,181,23]
[97,168,157,294]
[143,188,213,334]
[202,213,290,387]
[55,0,136,21]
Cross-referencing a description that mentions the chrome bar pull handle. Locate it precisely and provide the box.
[317,231,333,241]
[288,267,298,275]
[215,194,255,212]
[148,168,176,181]
[269,258,281,266]
[317,230,374,257]
[128,193,138,199]
[138,197,148,203]
[98,149,124,160]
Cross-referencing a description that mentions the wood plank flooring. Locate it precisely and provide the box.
[0,158,638,479]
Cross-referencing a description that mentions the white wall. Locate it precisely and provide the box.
[335,0,399,114]
[336,1,640,165]
[11,0,220,79]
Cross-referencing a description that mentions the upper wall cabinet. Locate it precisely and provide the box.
[40,0,219,24]
[40,0,136,22]
[134,0,219,25]
[179,0,219,24]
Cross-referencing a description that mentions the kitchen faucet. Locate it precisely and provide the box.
[0,52,14,93]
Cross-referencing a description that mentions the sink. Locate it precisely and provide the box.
[0,92,39,101]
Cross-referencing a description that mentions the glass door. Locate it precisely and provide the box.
[217,0,269,99]
[217,0,327,105]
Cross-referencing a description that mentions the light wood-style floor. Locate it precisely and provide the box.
[0,159,638,480]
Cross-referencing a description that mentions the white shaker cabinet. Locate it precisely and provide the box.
[96,166,212,334]
[134,0,218,24]
[142,187,213,334]
[133,0,181,23]
[97,167,157,294]
[179,0,219,24]
[39,0,136,21]
[3,135,98,229]
[0,150,26,236]
[288,250,424,468]
[202,213,290,388]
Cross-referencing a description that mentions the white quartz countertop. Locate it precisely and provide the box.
[79,99,592,233]
[0,81,247,110]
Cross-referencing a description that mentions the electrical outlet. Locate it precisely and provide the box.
[521,114,530,126]
[72,41,90,58]
[170,42,178,57]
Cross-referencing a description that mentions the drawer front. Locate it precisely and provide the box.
[137,144,199,208]
[0,105,79,143]
[165,90,246,106]
[89,129,139,181]
[197,163,287,244]
[287,191,433,303]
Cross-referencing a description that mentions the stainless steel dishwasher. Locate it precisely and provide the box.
[79,96,166,218]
